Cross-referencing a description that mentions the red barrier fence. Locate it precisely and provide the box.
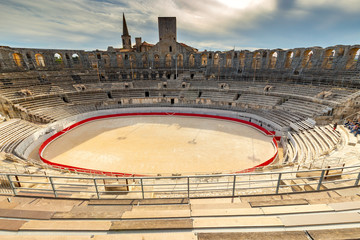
[39,112,279,176]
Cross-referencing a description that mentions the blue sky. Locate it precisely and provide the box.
[0,0,359,51]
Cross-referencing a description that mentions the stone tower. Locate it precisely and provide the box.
[157,17,177,54]
[158,17,176,42]
[122,13,131,49]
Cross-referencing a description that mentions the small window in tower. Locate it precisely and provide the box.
[128,39,131,45]
[169,46,172,52]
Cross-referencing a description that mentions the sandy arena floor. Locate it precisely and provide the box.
[41,116,276,175]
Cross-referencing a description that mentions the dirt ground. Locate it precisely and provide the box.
[40,116,276,175]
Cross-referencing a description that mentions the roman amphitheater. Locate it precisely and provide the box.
[0,16,360,239]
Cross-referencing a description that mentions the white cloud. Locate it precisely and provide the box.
[296,0,360,13]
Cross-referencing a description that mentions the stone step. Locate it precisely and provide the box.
[280,212,360,227]
[110,219,193,231]
[20,220,112,231]
[197,231,308,240]
[193,216,283,228]
[308,228,360,240]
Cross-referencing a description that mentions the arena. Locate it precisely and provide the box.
[39,113,277,175]
[1,11,360,240]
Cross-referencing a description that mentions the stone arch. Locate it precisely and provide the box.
[301,50,313,68]
[346,48,360,69]
[102,54,111,67]
[268,52,277,69]
[25,52,32,62]
[116,54,123,68]
[13,53,24,67]
[72,53,80,64]
[142,54,148,68]
[322,49,335,69]
[285,51,293,69]
[35,53,45,67]
[226,53,232,67]
[213,53,219,66]
[129,54,136,68]
[88,54,98,68]
[165,54,172,68]
[239,52,245,68]
[177,54,183,67]
[189,54,195,67]
[54,53,63,65]
[154,54,160,68]
[201,54,207,66]
[252,52,261,69]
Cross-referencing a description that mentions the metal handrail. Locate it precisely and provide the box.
[1,164,359,199]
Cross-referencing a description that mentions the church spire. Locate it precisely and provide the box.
[122,13,129,36]
[121,13,131,49]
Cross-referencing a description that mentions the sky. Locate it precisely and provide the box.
[0,0,359,52]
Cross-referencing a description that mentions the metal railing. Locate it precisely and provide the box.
[1,164,360,199]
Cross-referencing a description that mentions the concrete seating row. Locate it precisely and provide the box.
[287,125,340,165]
[277,99,331,117]
[0,119,39,154]
[236,94,281,109]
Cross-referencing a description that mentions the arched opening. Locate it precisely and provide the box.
[189,54,195,68]
[88,54,97,68]
[72,53,80,64]
[214,53,219,66]
[169,46,172,52]
[26,53,32,61]
[226,53,232,67]
[177,54,183,67]
[346,48,360,69]
[269,52,277,69]
[35,53,45,67]
[285,52,293,69]
[322,49,335,69]
[201,54,207,66]
[301,50,313,68]
[130,54,136,68]
[165,54,172,68]
[252,52,261,69]
[54,53,63,64]
[142,54,148,68]
[154,54,160,68]
[103,54,111,67]
[13,53,24,67]
[116,54,123,68]
[239,52,245,68]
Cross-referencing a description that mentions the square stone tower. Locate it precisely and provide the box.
[158,17,176,42]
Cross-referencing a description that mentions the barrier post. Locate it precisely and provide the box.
[317,170,326,191]
[140,178,145,199]
[93,179,100,199]
[187,177,190,199]
[355,172,360,186]
[6,175,16,195]
[276,173,282,194]
[232,175,236,197]
[49,176,57,198]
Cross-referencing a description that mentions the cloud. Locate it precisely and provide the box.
[0,0,359,51]
[296,0,360,13]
